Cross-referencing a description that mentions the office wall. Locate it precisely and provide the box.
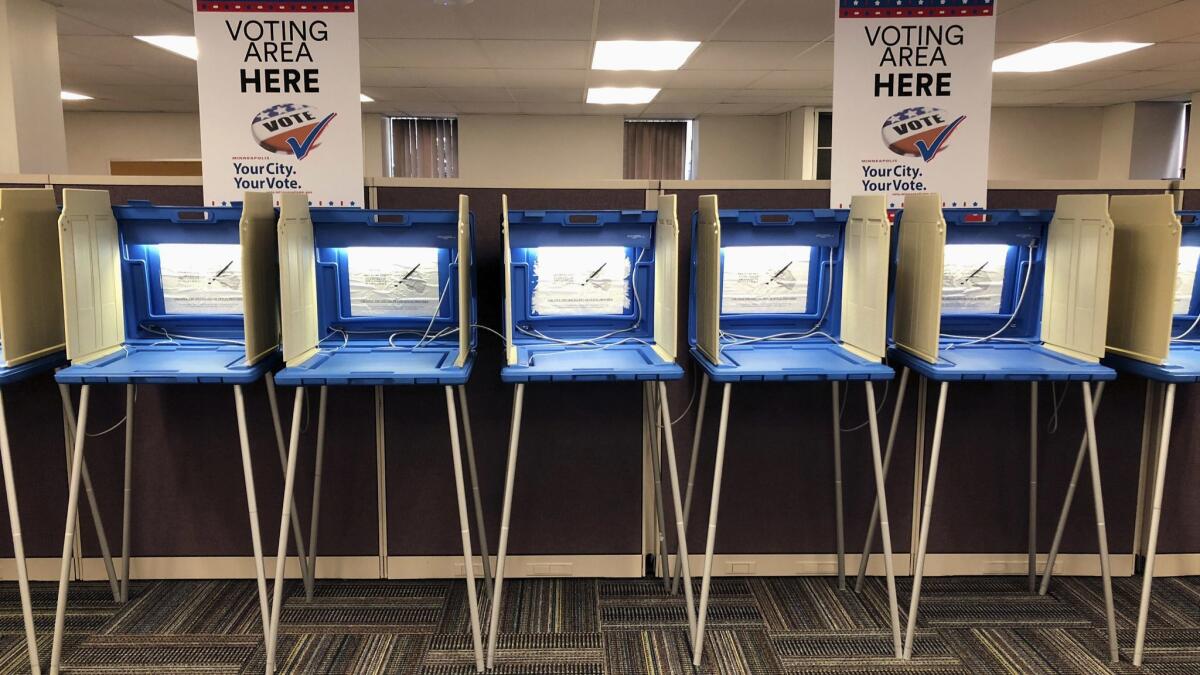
[694,114,787,180]
[988,107,1106,180]
[1098,103,1136,181]
[456,114,624,181]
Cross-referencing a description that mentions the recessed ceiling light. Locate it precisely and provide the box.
[587,87,660,105]
[135,35,199,60]
[360,93,375,103]
[992,41,1151,72]
[592,41,700,71]
[61,91,93,101]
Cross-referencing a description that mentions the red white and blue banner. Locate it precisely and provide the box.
[830,0,996,209]
[194,1,363,206]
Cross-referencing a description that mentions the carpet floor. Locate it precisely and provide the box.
[4,574,1200,673]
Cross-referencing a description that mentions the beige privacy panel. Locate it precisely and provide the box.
[277,193,320,366]
[1041,194,1115,363]
[0,189,66,367]
[892,193,946,363]
[653,193,679,362]
[239,192,280,366]
[58,189,126,364]
[1104,194,1179,365]
[695,195,722,364]
[840,195,891,362]
[501,194,517,365]
[456,194,471,367]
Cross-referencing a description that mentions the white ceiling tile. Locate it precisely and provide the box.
[54,0,193,36]
[494,69,589,88]
[85,83,199,102]
[363,39,491,69]
[596,0,743,41]
[404,68,504,87]
[777,42,834,71]
[582,103,649,115]
[508,88,584,103]
[995,0,1176,43]
[364,88,446,103]
[586,71,673,88]
[1065,89,1191,105]
[1070,70,1198,90]
[478,40,589,69]
[362,68,433,88]
[518,102,586,115]
[436,87,515,102]
[748,71,833,89]
[66,98,199,112]
[655,89,740,103]
[729,89,822,104]
[1067,42,1200,71]
[459,0,595,40]
[637,103,710,117]
[58,35,182,66]
[358,1,473,39]
[455,101,522,114]
[387,102,460,115]
[1070,1,1200,43]
[55,11,115,36]
[668,69,769,88]
[991,90,1084,106]
[702,102,782,115]
[685,42,816,70]
[991,70,1129,91]
[714,0,834,42]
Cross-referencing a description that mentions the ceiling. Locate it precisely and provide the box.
[50,0,1200,116]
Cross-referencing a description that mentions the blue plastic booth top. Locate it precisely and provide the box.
[1103,210,1200,384]
[888,207,1114,383]
[55,201,277,386]
[501,208,682,383]
[687,208,893,384]
[273,206,476,387]
[0,351,67,387]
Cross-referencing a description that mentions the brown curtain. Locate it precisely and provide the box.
[624,121,687,180]
[392,117,459,178]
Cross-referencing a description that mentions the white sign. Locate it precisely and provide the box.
[346,247,442,317]
[194,1,364,207]
[722,246,811,314]
[830,0,996,209]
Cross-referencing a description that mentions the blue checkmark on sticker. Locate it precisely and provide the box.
[914,115,966,162]
[286,112,338,161]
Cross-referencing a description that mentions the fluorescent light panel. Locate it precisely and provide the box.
[592,40,700,71]
[587,87,660,105]
[135,35,199,60]
[360,93,375,102]
[993,41,1151,72]
[61,91,92,101]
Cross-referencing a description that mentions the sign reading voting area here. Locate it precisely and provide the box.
[346,247,442,317]
[194,0,363,207]
[531,246,632,316]
[721,246,811,314]
[158,243,244,314]
[830,0,995,208]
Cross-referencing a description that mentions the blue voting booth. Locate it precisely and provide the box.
[271,194,488,673]
[49,190,303,673]
[881,193,1120,662]
[684,195,902,665]
[486,195,693,669]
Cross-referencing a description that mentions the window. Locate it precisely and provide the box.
[388,117,458,178]
[624,120,693,180]
[941,244,1011,314]
[815,110,832,180]
[721,246,812,314]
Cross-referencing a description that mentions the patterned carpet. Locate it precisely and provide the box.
[2,573,1200,673]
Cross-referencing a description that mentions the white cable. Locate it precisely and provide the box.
[140,324,246,347]
[517,248,647,350]
[1172,313,1200,341]
[1047,380,1069,434]
[839,380,890,433]
[717,255,836,357]
[86,386,138,438]
[942,240,1037,349]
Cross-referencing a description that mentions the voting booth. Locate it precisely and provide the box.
[49,190,301,672]
[486,195,693,668]
[272,194,487,672]
[684,194,901,664]
[883,193,1120,662]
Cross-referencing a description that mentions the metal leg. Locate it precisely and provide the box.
[234,385,272,649]
[831,381,845,590]
[856,367,910,593]
[458,385,493,600]
[265,373,311,595]
[672,373,709,594]
[1039,381,1107,595]
[646,383,670,587]
[267,387,306,674]
[56,383,120,601]
[445,387,486,673]
[692,383,732,668]
[1029,382,1038,593]
[902,382,949,660]
[486,383,525,670]
[864,382,903,658]
[657,381,697,644]
[1081,382,1119,663]
[50,385,91,675]
[0,391,41,674]
[120,385,134,603]
[1134,382,1175,666]
[305,386,328,601]
[374,385,388,579]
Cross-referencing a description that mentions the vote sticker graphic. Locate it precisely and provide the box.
[251,103,338,161]
[881,106,967,162]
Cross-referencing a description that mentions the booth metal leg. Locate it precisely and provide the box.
[902,381,949,660]
[445,387,486,673]
[657,381,697,643]
[856,367,910,592]
[304,386,329,601]
[266,387,308,674]
[50,385,91,675]
[458,385,493,599]
[1039,381,1107,595]
[831,381,845,590]
[120,385,134,602]
[1134,382,1175,666]
[672,373,709,594]
[692,383,732,668]
[0,390,41,674]
[1081,382,1119,663]
[234,385,272,648]
[865,382,903,658]
[486,383,525,670]
[646,383,670,587]
[265,374,311,595]
[1029,382,1038,593]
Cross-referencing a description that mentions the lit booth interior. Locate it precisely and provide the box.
[886,193,1120,662]
[50,190,293,673]
[685,194,901,665]
[272,194,488,673]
